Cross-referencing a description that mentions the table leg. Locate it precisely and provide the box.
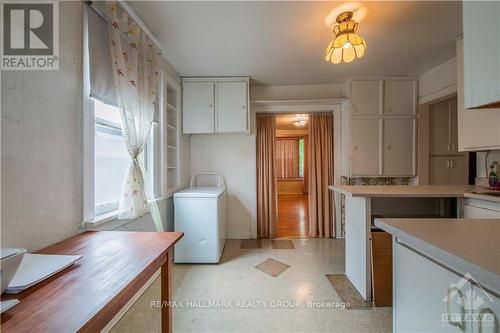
[161,249,172,333]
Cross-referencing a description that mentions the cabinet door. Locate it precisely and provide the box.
[430,156,450,185]
[430,99,452,154]
[350,80,382,115]
[394,241,471,333]
[383,118,415,176]
[384,80,416,115]
[449,97,459,153]
[457,38,500,151]
[464,204,500,218]
[216,81,248,133]
[463,1,500,109]
[448,156,468,185]
[350,118,381,176]
[182,82,215,133]
[472,285,500,333]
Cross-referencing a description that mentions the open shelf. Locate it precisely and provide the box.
[162,73,181,196]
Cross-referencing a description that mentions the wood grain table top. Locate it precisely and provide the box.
[1,231,183,333]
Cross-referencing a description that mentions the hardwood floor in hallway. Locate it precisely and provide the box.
[276,194,309,238]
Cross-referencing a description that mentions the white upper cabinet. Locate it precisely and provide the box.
[182,77,250,134]
[456,38,500,151]
[217,81,248,133]
[182,81,215,134]
[342,78,417,177]
[463,1,500,109]
[384,80,416,115]
[383,118,415,176]
[349,80,382,115]
[350,118,381,176]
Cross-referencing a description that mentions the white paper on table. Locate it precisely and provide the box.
[6,254,82,294]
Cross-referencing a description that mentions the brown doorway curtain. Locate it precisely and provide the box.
[256,115,277,238]
[308,113,335,238]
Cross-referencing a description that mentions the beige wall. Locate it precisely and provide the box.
[277,180,304,195]
[251,83,343,101]
[1,2,186,251]
[190,133,257,239]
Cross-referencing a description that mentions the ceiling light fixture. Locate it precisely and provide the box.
[325,11,366,64]
[293,115,307,127]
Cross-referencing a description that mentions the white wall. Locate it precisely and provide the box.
[190,133,256,239]
[251,83,343,101]
[1,2,187,250]
[1,2,83,251]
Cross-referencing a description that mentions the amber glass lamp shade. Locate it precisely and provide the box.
[325,11,366,64]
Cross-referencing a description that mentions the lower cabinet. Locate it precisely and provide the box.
[464,199,500,218]
[394,240,500,333]
[472,286,500,333]
[394,240,469,332]
[430,155,468,185]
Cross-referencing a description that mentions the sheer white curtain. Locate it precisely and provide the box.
[106,2,162,230]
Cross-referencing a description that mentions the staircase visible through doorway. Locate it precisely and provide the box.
[276,194,308,238]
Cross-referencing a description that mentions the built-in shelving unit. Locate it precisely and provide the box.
[160,72,181,196]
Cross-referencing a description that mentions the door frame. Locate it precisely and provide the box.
[252,99,343,238]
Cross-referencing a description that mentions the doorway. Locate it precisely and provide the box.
[275,114,309,238]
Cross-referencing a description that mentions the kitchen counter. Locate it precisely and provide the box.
[330,184,481,197]
[329,184,499,301]
[374,218,500,295]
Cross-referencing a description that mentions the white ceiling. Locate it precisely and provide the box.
[129,1,462,86]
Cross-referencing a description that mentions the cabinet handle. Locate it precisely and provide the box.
[445,286,464,329]
[447,143,451,152]
[208,104,213,108]
[353,145,358,151]
[242,105,246,109]
[450,160,454,168]
[451,143,455,152]
[446,160,450,169]
[386,145,392,150]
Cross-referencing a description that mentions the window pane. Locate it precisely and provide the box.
[94,99,129,215]
[299,138,304,178]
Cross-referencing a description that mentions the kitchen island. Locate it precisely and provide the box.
[329,185,482,301]
[374,218,499,332]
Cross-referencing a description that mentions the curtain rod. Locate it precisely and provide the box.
[84,0,167,56]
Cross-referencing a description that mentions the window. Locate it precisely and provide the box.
[298,138,304,177]
[94,100,129,215]
[276,138,305,179]
[83,4,162,222]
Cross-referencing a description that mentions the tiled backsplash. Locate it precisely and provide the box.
[339,176,417,237]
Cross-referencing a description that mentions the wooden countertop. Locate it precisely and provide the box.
[1,231,183,332]
[374,218,500,295]
[329,185,481,197]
